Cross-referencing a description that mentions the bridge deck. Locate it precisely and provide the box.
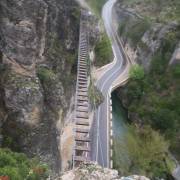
[74,156,90,162]
[73,11,91,167]
[76,128,89,133]
[75,145,90,152]
[76,120,89,126]
[75,136,91,142]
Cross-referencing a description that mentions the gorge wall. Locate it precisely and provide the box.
[115,0,180,71]
[0,0,80,173]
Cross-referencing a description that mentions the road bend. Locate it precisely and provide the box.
[91,0,131,168]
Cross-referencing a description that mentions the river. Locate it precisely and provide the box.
[112,91,128,138]
[111,91,130,171]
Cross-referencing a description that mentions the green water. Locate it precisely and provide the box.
[112,91,128,139]
[112,91,130,172]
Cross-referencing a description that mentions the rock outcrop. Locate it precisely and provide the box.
[60,163,150,180]
[115,1,179,71]
[0,0,80,173]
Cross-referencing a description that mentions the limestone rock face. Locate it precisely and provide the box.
[0,0,80,173]
[138,21,179,69]
[60,163,150,180]
[115,2,179,71]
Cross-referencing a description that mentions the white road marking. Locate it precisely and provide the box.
[95,0,132,167]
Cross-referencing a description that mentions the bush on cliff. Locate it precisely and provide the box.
[0,148,48,180]
[130,64,145,80]
[94,33,113,67]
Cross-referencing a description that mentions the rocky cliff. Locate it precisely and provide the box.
[60,163,150,180]
[0,0,80,173]
[115,0,180,70]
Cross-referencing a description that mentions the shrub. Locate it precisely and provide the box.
[87,0,107,15]
[94,33,113,67]
[37,67,56,82]
[126,18,150,46]
[0,148,48,180]
[88,82,104,107]
[129,64,145,80]
[172,65,180,78]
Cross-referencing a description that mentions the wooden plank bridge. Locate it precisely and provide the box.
[72,10,91,167]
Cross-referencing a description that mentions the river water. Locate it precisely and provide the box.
[112,91,127,141]
[111,91,130,171]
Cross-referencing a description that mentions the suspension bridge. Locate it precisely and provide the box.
[72,10,91,167]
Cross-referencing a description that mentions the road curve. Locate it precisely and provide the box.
[92,0,130,167]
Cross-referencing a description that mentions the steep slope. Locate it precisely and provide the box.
[113,0,180,178]
[60,163,150,180]
[0,0,80,173]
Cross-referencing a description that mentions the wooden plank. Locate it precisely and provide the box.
[79,72,87,75]
[77,93,88,96]
[75,136,91,142]
[77,106,88,112]
[77,111,88,116]
[77,99,88,104]
[76,120,89,126]
[78,80,87,83]
[78,78,87,82]
[74,156,90,162]
[77,102,88,107]
[78,89,88,93]
[79,65,86,69]
[78,85,87,88]
[79,75,87,78]
[75,145,90,152]
[77,96,88,101]
[76,113,88,119]
[76,128,89,133]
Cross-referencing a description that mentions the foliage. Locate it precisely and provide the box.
[0,148,48,180]
[37,67,56,83]
[120,0,180,22]
[123,31,180,160]
[130,64,145,80]
[172,65,180,78]
[87,0,107,16]
[127,19,150,46]
[88,81,104,107]
[94,33,113,67]
[113,125,173,179]
[119,18,150,47]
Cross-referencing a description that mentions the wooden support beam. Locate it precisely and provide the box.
[76,128,89,133]
[75,136,91,142]
[74,156,90,162]
[76,120,89,126]
[75,145,90,152]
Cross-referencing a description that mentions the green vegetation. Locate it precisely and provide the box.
[94,33,113,67]
[37,67,56,83]
[88,81,104,107]
[119,18,151,47]
[115,0,180,176]
[123,30,180,161]
[113,125,174,179]
[87,0,107,16]
[130,64,145,80]
[0,148,48,179]
[120,0,180,22]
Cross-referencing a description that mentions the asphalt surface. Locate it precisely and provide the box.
[91,0,129,168]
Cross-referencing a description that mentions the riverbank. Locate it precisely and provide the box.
[112,90,176,179]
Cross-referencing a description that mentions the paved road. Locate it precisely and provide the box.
[92,0,130,168]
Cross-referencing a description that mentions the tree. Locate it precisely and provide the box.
[130,64,145,80]
[113,125,173,179]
